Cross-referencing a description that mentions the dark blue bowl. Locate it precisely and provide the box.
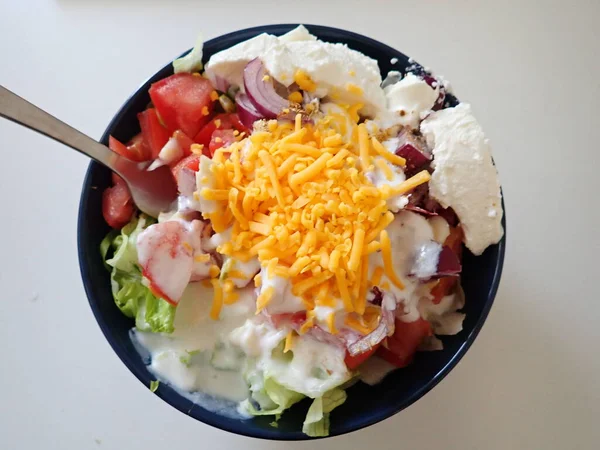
[78,24,506,440]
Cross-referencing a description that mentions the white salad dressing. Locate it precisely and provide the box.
[132,283,256,415]
[258,267,305,314]
[368,211,436,322]
[231,317,351,399]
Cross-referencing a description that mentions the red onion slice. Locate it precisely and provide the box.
[214,75,230,93]
[235,92,264,129]
[347,305,396,357]
[243,58,289,119]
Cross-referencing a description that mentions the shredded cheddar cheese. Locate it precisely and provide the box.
[197,104,423,323]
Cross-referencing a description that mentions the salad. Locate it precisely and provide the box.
[100,25,503,437]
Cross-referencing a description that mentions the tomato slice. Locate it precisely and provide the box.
[377,318,432,368]
[208,129,237,156]
[193,113,246,146]
[138,108,170,159]
[172,130,195,158]
[149,73,215,137]
[108,134,151,162]
[102,182,134,229]
[171,154,201,186]
[344,345,380,370]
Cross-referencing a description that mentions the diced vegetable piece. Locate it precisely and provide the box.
[395,129,431,174]
[138,108,171,159]
[102,182,134,229]
[171,154,201,185]
[377,318,432,368]
[149,73,215,137]
[344,345,379,370]
[430,226,463,303]
[108,134,150,162]
[193,113,246,147]
[208,129,237,155]
[172,130,195,158]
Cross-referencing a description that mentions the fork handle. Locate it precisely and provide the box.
[0,85,136,173]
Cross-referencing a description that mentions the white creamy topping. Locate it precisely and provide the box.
[411,241,442,279]
[366,155,408,212]
[205,25,385,117]
[368,211,436,322]
[420,103,504,255]
[231,317,351,398]
[221,257,261,288]
[258,267,305,314]
[133,283,256,403]
[380,73,438,128]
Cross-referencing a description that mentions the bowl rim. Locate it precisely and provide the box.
[77,23,506,440]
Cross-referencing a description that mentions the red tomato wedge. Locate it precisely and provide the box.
[172,130,195,158]
[102,182,134,229]
[431,226,464,303]
[108,134,150,162]
[208,129,237,156]
[171,154,201,186]
[377,318,432,368]
[193,113,246,146]
[149,73,215,137]
[138,108,170,159]
[344,345,380,370]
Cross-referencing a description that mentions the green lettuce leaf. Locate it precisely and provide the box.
[302,388,347,437]
[241,376,305,417]
[173,34,204,74]
[101,214,175,334]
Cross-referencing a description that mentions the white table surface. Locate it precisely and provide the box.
[1,0,599,449]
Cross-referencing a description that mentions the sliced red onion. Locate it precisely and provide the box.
[395,129,431,174]
[177,167,197,197]
[235,92,264,129]
[243,58,289,119]
[410,241,461,280]
[214,75,230,93]
[347,306,396,357]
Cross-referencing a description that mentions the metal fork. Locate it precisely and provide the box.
[0,85,178,217]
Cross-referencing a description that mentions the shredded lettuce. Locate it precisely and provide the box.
[173,34,204,74]
[302,388,347,437]
[241,376,305,416]
[150,380,160,392]
[101,214,175,334]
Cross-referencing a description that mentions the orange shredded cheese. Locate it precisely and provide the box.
[294,70,316,92]
[210,279,223,320]
[197,107,408,320]
[380,230,405,289]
